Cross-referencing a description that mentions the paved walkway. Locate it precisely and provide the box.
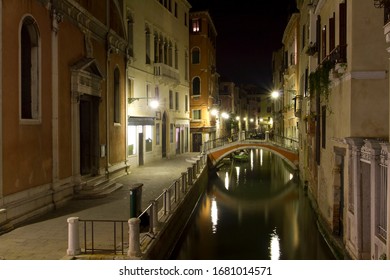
[0,152,199,260]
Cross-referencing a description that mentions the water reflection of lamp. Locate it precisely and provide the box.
[269,228,281,260]
[211,197,218,234]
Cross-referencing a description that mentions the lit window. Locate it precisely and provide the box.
[192,19,201,32]
[193,109,201,120]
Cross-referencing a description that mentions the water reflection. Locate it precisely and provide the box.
[171,149,335,260]
[269,228,280,260]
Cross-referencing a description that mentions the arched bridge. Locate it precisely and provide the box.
[206,141,299,170]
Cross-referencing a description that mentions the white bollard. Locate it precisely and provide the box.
[67,217,81,256]
[128,218,142,258]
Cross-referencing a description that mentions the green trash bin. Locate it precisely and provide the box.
[129,183,143,218]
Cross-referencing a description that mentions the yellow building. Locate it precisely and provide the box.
[282,13,300,141]
[189,10,218,152]
[297,0,389,259]
[126,0,191,164]
[0,0,128,230]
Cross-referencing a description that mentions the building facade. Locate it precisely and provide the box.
[291,0,390,259]
[126,0,191,165]
[0,0,129,230]
[189,10,218,152]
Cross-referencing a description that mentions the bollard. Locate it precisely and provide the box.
[181,172,187,193]
[128,218,141,257]
[67,217,81,256]
[187,167,193,185]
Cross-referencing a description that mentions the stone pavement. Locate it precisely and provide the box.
[0,152,199,260]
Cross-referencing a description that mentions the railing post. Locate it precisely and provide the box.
[128,218,141,258]
[67,217,81,256]
[181,172,188,192]
[187,167,193,186]
[192,163,197,179]
[150,200,159,233]
[196,159,200,174]
[175,179,181,201]
[164,188,171,215]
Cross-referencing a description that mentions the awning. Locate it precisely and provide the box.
[128,116,155,126]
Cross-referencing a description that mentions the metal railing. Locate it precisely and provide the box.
[79,219,127,255]
[67,153,207,257]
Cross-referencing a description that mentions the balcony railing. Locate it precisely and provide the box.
[154,63,180,84]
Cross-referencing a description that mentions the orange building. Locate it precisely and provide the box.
[189,10,218,152]
[0,0,128,231]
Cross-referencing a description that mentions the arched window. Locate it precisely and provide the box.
[20,16,40,120]
[114,68,121,123]
[191,47,200,64]
[145,25,151,64]
[192,77,200,96]
[127,14,134,57]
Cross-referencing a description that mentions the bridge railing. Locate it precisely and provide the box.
[202,132,298,154]
[269,134,299,152]
[201,133,240,154]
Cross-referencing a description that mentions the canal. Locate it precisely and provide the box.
[170,148,335,260]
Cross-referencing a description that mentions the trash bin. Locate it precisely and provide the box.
[129,183,143,218]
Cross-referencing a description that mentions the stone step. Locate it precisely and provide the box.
[75,181,123,199]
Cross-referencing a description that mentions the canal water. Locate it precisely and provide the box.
[170,148,335,260]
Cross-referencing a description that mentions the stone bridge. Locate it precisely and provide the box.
[206,141,299,170]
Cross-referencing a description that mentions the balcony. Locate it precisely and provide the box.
[154,63,180,85]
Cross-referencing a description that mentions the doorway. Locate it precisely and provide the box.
[192,133,202,152]
[79,95,99,176]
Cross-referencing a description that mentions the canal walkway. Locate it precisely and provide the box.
[0,152,198,260]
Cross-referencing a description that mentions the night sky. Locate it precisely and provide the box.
[188,0,297,91]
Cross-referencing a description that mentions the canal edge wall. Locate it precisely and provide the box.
[140,165,208,260]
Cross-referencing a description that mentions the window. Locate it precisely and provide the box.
[174,2,178,18]
[145,26,151,64]
[329,13,335,52]
[170,124,174,143]
[128,125,137,155]
[192,47,200,64]
[192,77,200,95]
[185,95,188,112]
[191,18,201,33]
[114,68,121,123]
[146,83,151,106]
[127,16,134,57]
[193,109,201,120]
[169,90,173,109]
[145,125,153,152]
[156,123,160,145]
[378,161,388,240]
[20,16,40,120]
[155,86,160,100]
[321,105,326,149]
[175,45,178,69]
[175,92,179,110]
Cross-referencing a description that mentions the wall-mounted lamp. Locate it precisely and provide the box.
[128,97,159,109]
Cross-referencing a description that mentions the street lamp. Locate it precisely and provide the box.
[128,97,159,109]
[271,91,280,99]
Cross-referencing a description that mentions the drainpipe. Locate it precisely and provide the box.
[0,0,3,201]
[105,0,111,178]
